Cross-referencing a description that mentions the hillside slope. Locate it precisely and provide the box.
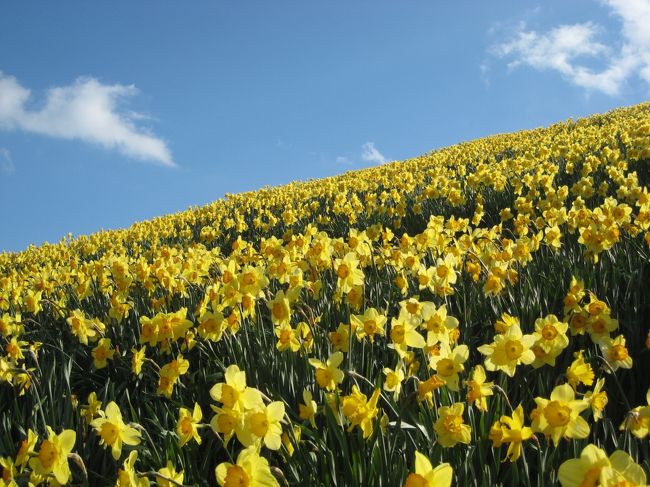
[1,103,649,486]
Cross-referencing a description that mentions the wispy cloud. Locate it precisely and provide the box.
[489,0,650,96]
[0,147,15,175]
[361,142,387,165]
[335,155,353,166]
[0,72,174,166]
[335,142,389,166]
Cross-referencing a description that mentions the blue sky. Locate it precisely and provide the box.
[1,1,649,252]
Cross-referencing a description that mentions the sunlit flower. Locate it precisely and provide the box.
[434,402,471,447]
[531,384,589,446]
[403,452,453,487]
[91,401,142,460]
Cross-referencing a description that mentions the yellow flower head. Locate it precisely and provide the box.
[309,351,345,391]
[238,401,286,451]
[383,365,406,401]
[215,446,279,487]
[499,405,533,462]
[210,364,264,412]
[92,337,115,369]
[465,365,494,412]
[559,444,647,487]
[434,402,472,447]
[403,452,453,487]
[477,323,536,377]
[531,384,589,446]
[157,460,183,487]
[298,389,318,427]
[600,335,633,371]
[90,401,142,460]
[341,386,381,439]
[566,351,594,389]
[177,403,203,447]
[351,308,387,344]
[428,342,468,391]
[28,426,76,485]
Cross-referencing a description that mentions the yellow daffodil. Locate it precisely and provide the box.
[531,314,569,368]
[499,405,533,462]
[116,451,150,487]
[600,334,633,371]
[465,365,494,412]
[215,446,279,487]
[267,290,291,327]
[619,388,650,439]
[239,401,285,450]
[210,364,264,411]
[389,309,426,358]
[566,351,594,389]
[177,403,203,446]
[584,378,608,421]
[28,426,75,485]
[209,406,241,446]
[92,337,115,369]
[274,323,301,353]
[157,460,183,487]
[341,386,381,438]
[428,342,468,391]
[15,429,38,468]
[328,323,350,353]
[531,384,589,446]
[131,346,146,375]
[334,252,365,293]
[351,308,387,344]
[434,402,471,447]
[403,452,453,487]
[91,401,142,460]
[478,323,536,377]
[309,351,345,391]
[80,391,102,424]
[298,389,318,427]
[383,365,405,401]
[559,444,647,487]
[421,303,459,346]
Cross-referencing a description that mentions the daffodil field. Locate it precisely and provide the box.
[2,103,650,487]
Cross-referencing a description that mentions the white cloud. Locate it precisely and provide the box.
[0,148,15,175]
[335,155,352,165]
[361,142,387,165]
[490,0,650,96]
[0,72,174,166]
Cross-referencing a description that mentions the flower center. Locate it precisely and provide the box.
[100,422,120,445]
[315,368,333,388]
[390,325,405,343]
[272,302,287,320]
[242,273,256,287]
[249,412,269,438]
[217,413,236,434]
[337,264,350,279]
[443,414,463,434]
[220,384,240,409]
[580,467,601,487]
[544,400,571,427]
[38,440,59,470]
[541,325,558,341]
[224,465,250,487]
[437,358,455,377]
[404,473,429,487]
[364,320,378,336]
[505,340,523,360]
[611,344,629,361]
[180,417,193,435]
